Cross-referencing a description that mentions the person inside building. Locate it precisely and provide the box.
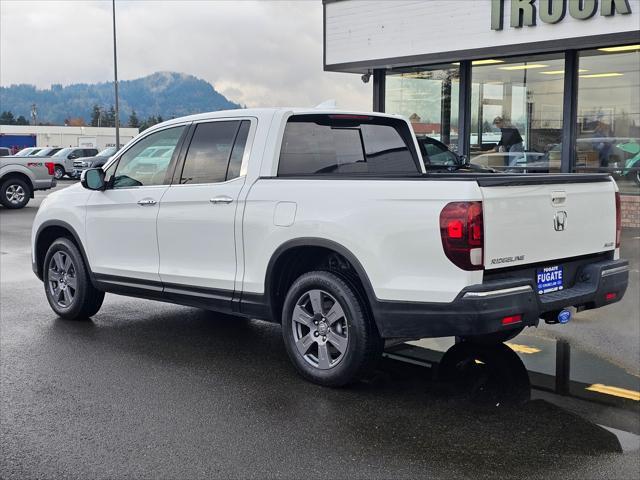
[493,116,524,167]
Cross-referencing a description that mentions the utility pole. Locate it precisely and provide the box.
[30,104,38,126]
[112,0,120,148]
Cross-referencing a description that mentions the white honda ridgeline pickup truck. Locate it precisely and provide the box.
[31,108,629,386]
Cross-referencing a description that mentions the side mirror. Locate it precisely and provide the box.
[81,168,106,190]
[68,154,78,160]
[459,154,469,165]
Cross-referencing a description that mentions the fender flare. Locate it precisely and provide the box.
[0,165,35,190]
[33,220,95,285]
[263,237,380,323]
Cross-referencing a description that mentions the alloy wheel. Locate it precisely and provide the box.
[291,289,349,370]
[5,184,26,205]
[48,251,77,307]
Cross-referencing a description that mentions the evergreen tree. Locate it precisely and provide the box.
[107,105,117,127]
[0,111,16,125]
[15,115,28,125]
[128,110,140,128]
[90,105,101,127]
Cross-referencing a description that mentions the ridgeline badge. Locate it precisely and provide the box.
[491,0,632,30]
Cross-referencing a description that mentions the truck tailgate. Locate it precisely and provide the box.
[480,179,617,270]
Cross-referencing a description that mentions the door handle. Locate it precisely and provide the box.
[209,196,233,204]
[137,198,157,206]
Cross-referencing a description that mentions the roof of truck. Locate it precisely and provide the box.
[149,108,404,132]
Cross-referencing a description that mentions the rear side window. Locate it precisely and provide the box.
[180,120,249,184]
[278,115,419,176]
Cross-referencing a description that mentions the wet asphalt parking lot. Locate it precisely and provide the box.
[1,182,639,479]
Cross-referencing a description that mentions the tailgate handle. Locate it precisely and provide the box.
[551,191,566,206]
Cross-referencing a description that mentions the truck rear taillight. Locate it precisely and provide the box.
[44,162,55,176]
[615,192,621,248]
[440,201,484,271]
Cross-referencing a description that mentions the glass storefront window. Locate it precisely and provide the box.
[576,47,640,195]
[386,65,459,165]
[468,54,565,172]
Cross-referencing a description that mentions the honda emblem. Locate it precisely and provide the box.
[553,211,567,231]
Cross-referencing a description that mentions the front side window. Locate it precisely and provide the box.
[52,148,72,157]
[180,121,245,184]
[278,115,419,176]
[111,126,185,188]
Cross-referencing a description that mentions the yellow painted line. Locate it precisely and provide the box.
[586,384,640,401]
[506,343,541,354]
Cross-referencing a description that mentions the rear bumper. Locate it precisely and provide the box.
[374,259,629,339]
[33,178,56,191]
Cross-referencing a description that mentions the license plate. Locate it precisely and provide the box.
[536,265,563,294]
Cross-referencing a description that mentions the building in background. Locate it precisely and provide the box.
[0,125,139,153]
[323,0,640,226]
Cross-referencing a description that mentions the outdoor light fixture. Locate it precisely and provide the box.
[499,64,549,70]
[598,45,640,52]
[452,59,504,66]
[579,72,624,78]
[540,69,589,75]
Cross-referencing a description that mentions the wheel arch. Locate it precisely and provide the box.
[264,238,380,330]
[34,220,94,284]
[1,171,35,197]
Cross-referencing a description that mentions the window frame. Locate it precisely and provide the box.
[170,117,257,187]
[103,122,191,190]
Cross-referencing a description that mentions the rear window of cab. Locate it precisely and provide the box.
[278,114,421,176]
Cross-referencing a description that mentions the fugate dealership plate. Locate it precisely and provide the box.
[536,265,564,294]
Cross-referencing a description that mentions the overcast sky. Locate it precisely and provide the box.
[0,0,371,110]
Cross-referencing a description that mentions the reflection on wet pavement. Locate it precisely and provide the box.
[384,336,640,453]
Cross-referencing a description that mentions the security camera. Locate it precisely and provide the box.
[361,72,371,83]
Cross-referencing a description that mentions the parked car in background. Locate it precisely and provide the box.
[417,136,494,173]
[72,147,119,178]
[14,147,42,157]
[617,140,640,186]
[470,151,548,172]
[32,108,628,387]
[33,147,63,158]
[0,147,11,157]
[0,155,56,208]
[49,147,99,179]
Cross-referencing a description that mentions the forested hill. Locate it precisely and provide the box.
[0,72,241,125]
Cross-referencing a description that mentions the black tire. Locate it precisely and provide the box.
[459,326,524,346]
[281,270,382,387]
[43,238,104,320]
[54,165,65,180]
[0,177,31,209]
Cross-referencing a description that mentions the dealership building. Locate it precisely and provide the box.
[323,0,640,226]
[0,125,139,152]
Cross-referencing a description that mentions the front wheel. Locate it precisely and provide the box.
[281,271,382,387]
[43,238,105,320]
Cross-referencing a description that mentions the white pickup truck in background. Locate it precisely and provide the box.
[31,108,629,386]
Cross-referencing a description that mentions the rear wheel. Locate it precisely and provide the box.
[54,165,65,180]
[281,271,382,387]
[43,238,104,320]
[459,326,524,346]
[0,177,31,209]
